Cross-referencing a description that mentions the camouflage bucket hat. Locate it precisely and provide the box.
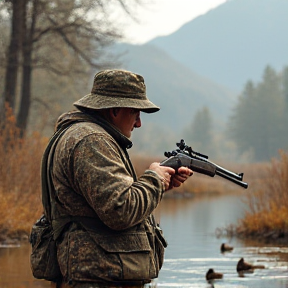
[74,69,160,113]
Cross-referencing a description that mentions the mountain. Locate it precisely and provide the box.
[112,43,236,128]
[148,0,288,92]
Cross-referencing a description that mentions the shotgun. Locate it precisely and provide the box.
[160,139,248,189]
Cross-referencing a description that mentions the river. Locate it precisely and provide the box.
[0,193,288,288]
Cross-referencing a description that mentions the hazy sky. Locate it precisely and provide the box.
[120,0,226,44]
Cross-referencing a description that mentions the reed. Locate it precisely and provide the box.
[236,150,288,239]
[0,106,47,240]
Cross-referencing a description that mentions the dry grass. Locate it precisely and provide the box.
[0,106,48,240]
[235,151,288,239]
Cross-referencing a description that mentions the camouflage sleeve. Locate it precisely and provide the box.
[71,133,164,230]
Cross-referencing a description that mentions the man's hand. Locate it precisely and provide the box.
[170,166,193,189]
[149,163,193,191]
[148,162,175,191]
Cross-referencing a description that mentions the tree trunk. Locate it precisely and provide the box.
[1,0,25,115]
[17,48,32,135]
[17,0,36,135]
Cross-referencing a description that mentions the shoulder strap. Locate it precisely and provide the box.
[41,122,108,241]
[41,124,72,223]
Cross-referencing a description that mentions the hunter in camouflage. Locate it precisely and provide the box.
[47,69,193,287]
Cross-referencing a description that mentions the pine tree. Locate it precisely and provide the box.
[185,106,213,155]
[228,66,285,161]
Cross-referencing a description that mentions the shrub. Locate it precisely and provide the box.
[0,106,48,240]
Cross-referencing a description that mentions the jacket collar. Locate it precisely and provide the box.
[55,110,133,150]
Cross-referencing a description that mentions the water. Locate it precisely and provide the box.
[0,193,288,287]
[155,194,288,287]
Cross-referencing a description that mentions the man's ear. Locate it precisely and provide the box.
[110,108,120,118]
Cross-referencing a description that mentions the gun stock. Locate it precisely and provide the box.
[160,154,216,177]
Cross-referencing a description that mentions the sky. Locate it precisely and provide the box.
[119,0,227,44]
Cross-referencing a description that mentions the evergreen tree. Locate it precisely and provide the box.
[280,65,288,148]
[184,106,213,155]
[255,66,284,160]
[228,65,285,161]
[282,66,288,114]
[228,80,257,155]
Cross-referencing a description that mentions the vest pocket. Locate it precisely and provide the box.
[67,230,157,282]
[154,225,167,270]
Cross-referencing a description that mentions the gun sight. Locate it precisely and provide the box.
[176,139,208,159]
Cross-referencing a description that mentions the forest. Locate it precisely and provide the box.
[184,65,288,162]
[229,65,288,161]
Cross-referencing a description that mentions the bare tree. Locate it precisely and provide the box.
[2,0,26,113]
[1,0,144,134]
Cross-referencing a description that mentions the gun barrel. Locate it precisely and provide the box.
[215,165,243,181]
[191,156,248,188]
[198,157,245,182]
[216,170,248,189]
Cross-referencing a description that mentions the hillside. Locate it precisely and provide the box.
[149,0,288,92]
[109,43,237,155]
[113,43,237,127]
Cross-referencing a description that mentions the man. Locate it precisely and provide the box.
[49,69,192,287]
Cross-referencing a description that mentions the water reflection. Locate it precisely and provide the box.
[0,243,49,288]
[0,193,288,288]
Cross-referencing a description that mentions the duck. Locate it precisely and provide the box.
[206,268,223,281]
[236,257,265,272]
[220,243,234,253]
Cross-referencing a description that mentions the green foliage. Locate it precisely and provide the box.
[183,106,213,155]
[282,66,288,112]
[228,65,288,161]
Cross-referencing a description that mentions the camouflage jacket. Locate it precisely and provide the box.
[50,111,167,286]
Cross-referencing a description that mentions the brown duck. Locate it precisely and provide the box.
[206,268,223,280]
[237,257,265,272]
[220,243,234,252]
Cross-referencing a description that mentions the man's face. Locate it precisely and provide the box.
[113,108,141,138]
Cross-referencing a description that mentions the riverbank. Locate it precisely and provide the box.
[216,151,288,245]
[217,222,288,245]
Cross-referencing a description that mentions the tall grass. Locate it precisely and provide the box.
[0,106,48,240]
[236,151,288,240]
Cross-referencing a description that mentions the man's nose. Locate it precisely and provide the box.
[134,117,141,128]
